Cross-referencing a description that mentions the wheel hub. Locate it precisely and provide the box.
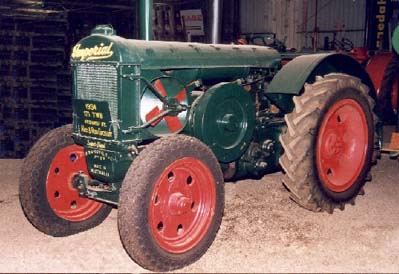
[323,131,344,159]
[168,192,193,216]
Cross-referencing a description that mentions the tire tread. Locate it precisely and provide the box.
[279,73,377,213]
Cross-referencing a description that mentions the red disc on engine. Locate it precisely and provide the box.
[140,78,188,135]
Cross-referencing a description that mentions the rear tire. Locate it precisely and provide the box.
[118,135,224,272]
[279,73,376,213]
[19,124,112,236]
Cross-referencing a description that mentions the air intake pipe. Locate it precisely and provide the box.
[140,0,153,40]
[209,0,223,44]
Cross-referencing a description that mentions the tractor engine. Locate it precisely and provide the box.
[70,25,284,204]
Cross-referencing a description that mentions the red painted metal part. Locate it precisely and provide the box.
[316,99,368,192]
[349,47,369,64]
[366,52,398,108]
[46,145,103,222]
[149,157,216,253]
[145,79,187,132]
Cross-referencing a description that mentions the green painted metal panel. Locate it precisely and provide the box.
[267,53,334,94]
[73,99,114,140]
[393,25,399,53]
[267,53,376,95]
[266,53,377,113]
[71,33,281,72]
[188,82,255,163]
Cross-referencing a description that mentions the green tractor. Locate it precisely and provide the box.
[19,23,378,271]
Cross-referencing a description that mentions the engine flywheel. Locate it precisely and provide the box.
[188,82,255,163]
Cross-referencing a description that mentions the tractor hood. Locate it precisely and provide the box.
[71,28,281,70]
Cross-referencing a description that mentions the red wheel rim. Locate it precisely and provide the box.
[149,157,216,253]
[316,99,369,192]
[46,145,103,222]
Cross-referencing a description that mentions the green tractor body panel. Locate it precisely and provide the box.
[71,33,281,74]
[267,53,377,112]
[70,27,281,203]
[69,25,374,205]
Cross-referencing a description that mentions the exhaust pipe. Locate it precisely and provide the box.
[140,0,153,40]
[209,0,223,44]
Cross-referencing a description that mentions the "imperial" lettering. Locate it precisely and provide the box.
[71,42,114,61]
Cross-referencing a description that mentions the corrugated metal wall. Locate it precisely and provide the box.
[240,0,366,50]
[240,0,299,48]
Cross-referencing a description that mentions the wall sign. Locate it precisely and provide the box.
[367,0,394,50]
[180,9,204,36]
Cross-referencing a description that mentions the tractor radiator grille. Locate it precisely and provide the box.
[76,64,118,138]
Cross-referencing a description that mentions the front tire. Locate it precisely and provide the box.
[118,135,224,272]
[19,124,112,236]
[279,73,376,213]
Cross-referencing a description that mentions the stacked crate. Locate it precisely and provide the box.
[0,1,138,158]
[0,13,71,158]
[0,1,192,158]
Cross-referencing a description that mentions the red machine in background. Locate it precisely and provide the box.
[365,52,398,110]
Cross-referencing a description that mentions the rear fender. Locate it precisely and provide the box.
[267,53,377,113]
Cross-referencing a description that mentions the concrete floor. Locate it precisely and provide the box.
[1,155,399,273]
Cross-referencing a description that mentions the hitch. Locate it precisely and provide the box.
[72,172,117,203]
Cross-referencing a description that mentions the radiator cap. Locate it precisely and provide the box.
[91,25,116,36]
